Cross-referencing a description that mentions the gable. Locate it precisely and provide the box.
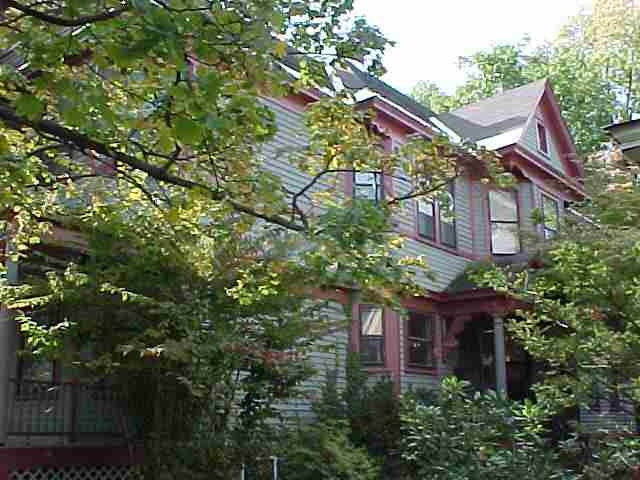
[516,87,580,179]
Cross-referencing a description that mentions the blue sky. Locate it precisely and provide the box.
[352,0,593,94]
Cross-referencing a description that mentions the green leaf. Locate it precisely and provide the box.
[174,117,202,145]
[15,95,44,120]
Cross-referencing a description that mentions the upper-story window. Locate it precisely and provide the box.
[439,186,456,248]
[360,305,384,365]
[489,190,520,255]
[417,198,436,240]
[416,183,457,248]
[354,172,383,203]
[407,312,434,368]
[542,194,560,239]
[537,122,549,155]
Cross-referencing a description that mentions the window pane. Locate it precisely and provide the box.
[542,195,559,231]
[408,340,432,366]
[489,190,518,222]
[355,185,376,201]
[408,313,433,339]
[355,172,376,185]
[354,172,382,202]
[361,337,384,364]
[537,123,549,154]
[491,223,521,254]
[20,357,54,382]
[441,221,456,247]
[417,200,435,239]
[360,307,383,336]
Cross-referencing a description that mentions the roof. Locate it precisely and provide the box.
[338,64,439,129]
[604,117,640,132]
[438,79,548,143]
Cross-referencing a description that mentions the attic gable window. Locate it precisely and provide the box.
[489,190,521,255]
[537,122,549,155]
[353,172,383,203]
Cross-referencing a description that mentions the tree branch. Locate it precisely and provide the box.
[6,1,128,27]
[0,102,305,232]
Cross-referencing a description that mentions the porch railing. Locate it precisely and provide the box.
[7,378,132,443]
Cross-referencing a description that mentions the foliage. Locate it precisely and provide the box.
[278,422,380,480]
[312,353,403,476]
[401,377,569,480]
[411,0,640,154]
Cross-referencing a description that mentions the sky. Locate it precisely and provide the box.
[352,0,593,95]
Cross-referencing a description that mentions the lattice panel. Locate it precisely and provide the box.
[9,465,140,480]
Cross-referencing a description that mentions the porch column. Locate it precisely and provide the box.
[493,316,507,396]
[0,255,18,444]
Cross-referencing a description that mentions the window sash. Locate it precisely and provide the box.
[407,313,434,367]
[439,189,456,248]
[542,194,559,238]
[360,306,384,365]
[354,172,383,203]
[489,190,520,255]
[417,199,435,240]
[537,123,549,154]
[489,190,518,222]
[491,222,521,255]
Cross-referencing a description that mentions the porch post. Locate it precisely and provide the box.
[0,255,18,444]
[493,316,507,396]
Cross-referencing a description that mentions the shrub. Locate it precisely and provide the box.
[401,377,569,480]
[278,422,380,480]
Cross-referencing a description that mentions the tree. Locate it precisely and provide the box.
[411,0,640,154]
[0,1,508,476]
[473,154,640,429]
[410,80,452,113]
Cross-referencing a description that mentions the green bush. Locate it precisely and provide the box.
[401,377,569,480]
[278,422,380,480]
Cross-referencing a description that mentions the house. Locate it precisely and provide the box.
[1,60,630,477]
[606,118,640,163]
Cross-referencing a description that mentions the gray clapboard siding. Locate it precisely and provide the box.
[276,301,349,420]
[401,373,440,394]
[580,407,637,433]
[260,99,343,213]
[471,180,489,256]
[520,115,566,174]
[399,238,472,292]
[454,177,473,255]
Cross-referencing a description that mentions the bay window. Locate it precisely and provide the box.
[489,190,520,255]
[407,312,434,368]
[360,305,384,364]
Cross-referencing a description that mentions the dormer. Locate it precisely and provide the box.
[437,79,585,202]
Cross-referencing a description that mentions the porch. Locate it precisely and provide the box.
[3,378,132,447]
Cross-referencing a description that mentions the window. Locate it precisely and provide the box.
[542,194,560,239]
[416,184,456,248]
[407,312,434,368]
[537,122,549,155]
[439,187,457,248]
[417,199,435,240]
[360,305,384,364]
[489,190,520,255]
[353,172,383,203]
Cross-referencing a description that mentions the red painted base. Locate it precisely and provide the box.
[0,446,143,480]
